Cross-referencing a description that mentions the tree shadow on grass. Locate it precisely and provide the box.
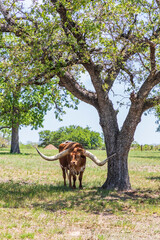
[0,180,160,215]
[146,176,160,181]
[0,152,30,156]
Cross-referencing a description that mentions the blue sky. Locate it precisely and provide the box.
[19,100,160,145]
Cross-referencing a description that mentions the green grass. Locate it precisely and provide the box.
[0,148,160,239]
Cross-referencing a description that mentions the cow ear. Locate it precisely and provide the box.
[81,155,86,159]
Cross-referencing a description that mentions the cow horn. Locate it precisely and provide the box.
[84,151,116,166]
[35,147,70,161]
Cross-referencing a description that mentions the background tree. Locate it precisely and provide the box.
[0,30,78,153]
[0,127,11,147]
[0,74,78,153]
[0,79,55,153]
[0,0,160,190]
[39,125,103,149]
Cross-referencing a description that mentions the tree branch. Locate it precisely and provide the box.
[0,23,12,32]
[58,71,98,109]
[143,95,160,112]
[121,66,135,88]
[51,0,95,68]
[137,52,150,72]
[50,1,107,101]
[137,71,160,101]
[22,54,82,86]
[52,0,85,45]
[149,42,156,73]
[0,126,10,130]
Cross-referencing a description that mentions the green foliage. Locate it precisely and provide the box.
[0,128,11,147]
[39,125,103,149]
[155,105,160,131]
[0,81,52,129]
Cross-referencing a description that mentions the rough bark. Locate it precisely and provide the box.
[98,102,130,190]
[99,90,147,190]
[10,123,20,154]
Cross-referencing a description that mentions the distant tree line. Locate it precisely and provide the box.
[39,125,103,149]
[131,141,160,151]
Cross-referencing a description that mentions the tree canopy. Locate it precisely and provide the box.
[39,125,103,149]
[0,0,159,114]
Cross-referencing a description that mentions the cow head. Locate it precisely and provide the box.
[69,147,86,173]
[70,147,85,163]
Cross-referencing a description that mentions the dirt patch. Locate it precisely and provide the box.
[44,144,58,150]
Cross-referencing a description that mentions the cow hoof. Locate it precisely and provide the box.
[70,186,76,189]
[79,186,83,189]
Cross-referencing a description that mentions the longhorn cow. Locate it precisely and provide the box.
[36,141,115,189]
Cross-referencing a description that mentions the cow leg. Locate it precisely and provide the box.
[69,172,72,188]
[73,175,76,189]
[62,168,66,186]
[79,171,83,189]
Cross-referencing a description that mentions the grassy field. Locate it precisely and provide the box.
[0,147,160,240]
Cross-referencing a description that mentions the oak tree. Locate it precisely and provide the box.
[0,77,63,153]
[0,0,160,189]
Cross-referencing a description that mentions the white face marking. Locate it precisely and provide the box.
[69,164,86,175]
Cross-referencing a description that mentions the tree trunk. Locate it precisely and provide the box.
[102,144,131,191]
[99,100,143,191]
[10,123,20,154]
